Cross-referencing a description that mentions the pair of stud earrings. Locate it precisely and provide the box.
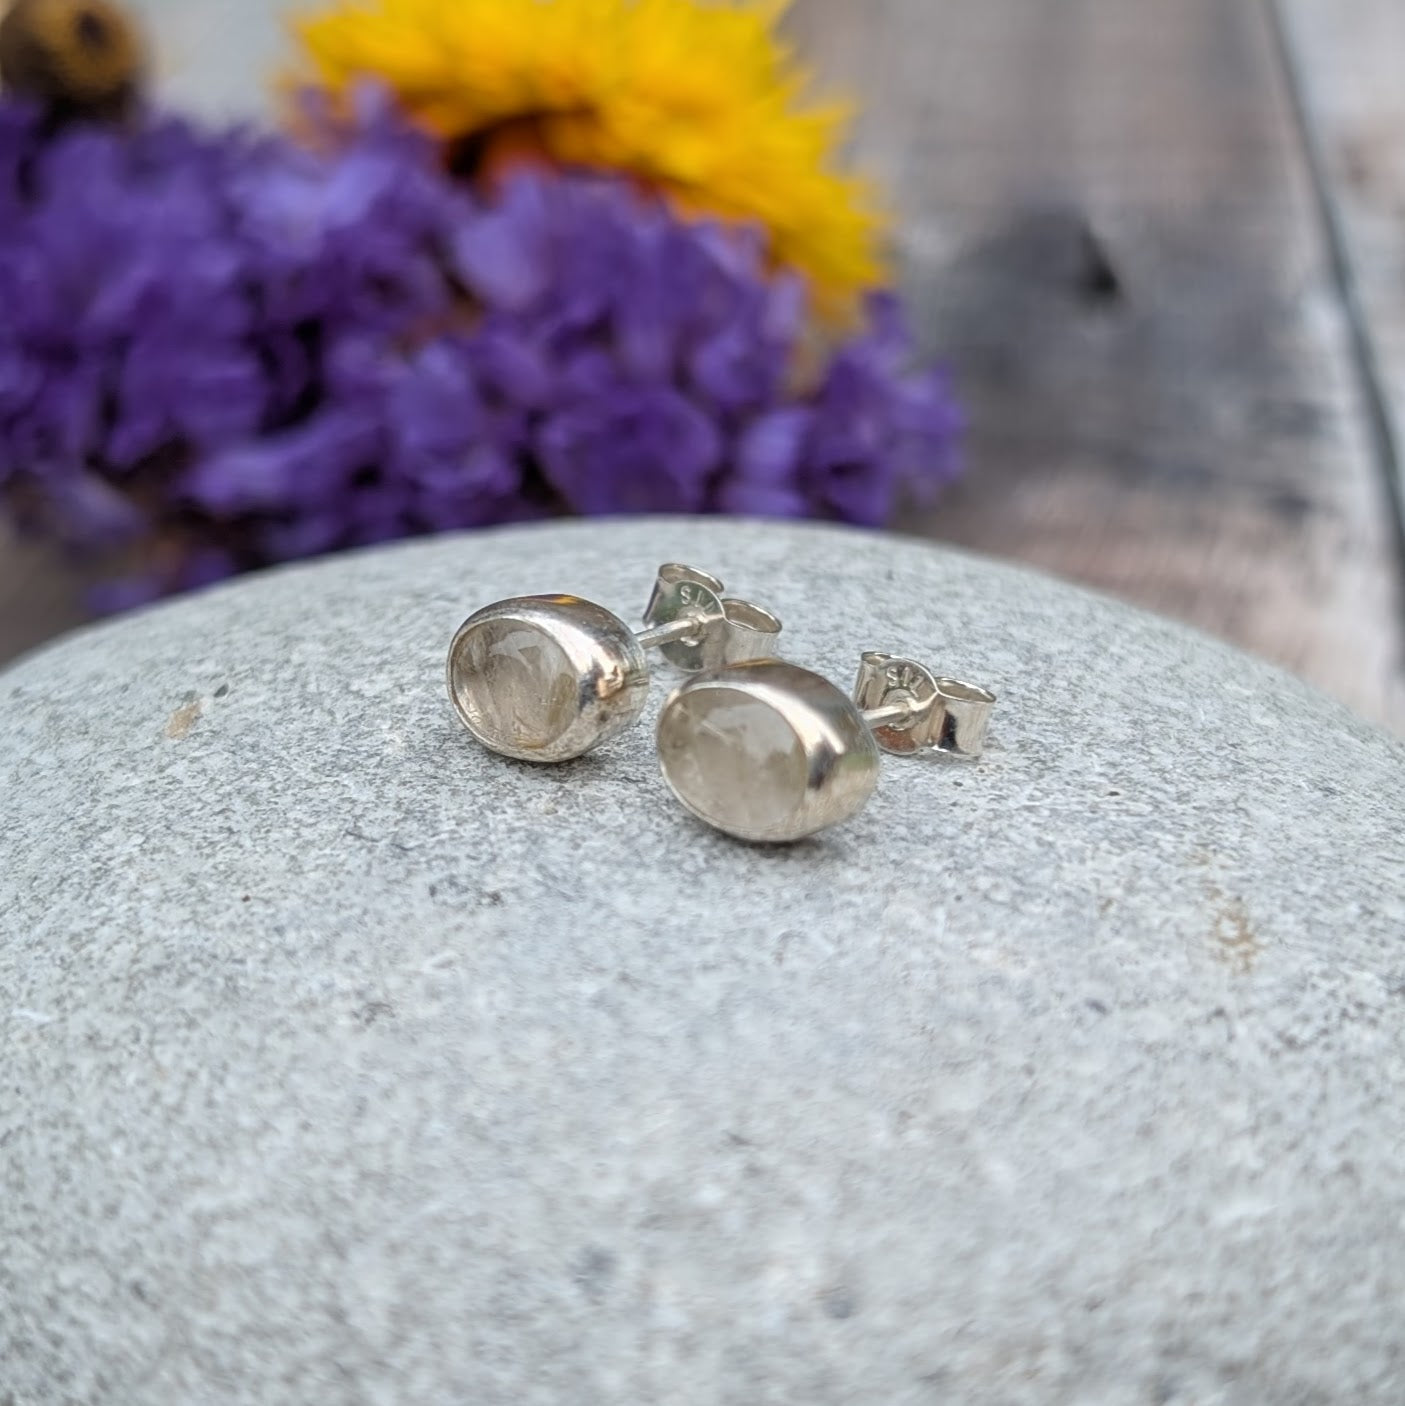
[445,564,997,843]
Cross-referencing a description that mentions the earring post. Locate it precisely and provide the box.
[634,614,705,651]
[860,698,917,731]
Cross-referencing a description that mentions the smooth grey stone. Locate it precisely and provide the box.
[1,518,1403,1406]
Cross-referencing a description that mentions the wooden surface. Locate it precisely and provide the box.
[2,0,1404,732]
[1277,0,1405,571]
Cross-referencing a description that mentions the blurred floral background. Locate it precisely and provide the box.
[0,0,1401,732]
[0,0,960,606]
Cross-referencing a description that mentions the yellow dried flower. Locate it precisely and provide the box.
[291,0,887,310]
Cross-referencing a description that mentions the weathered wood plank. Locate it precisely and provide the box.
[1274,0,1405,567]
[787,0,1405,731]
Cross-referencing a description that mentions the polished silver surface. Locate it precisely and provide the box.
[643,564,782,671]
[929,677,998,759]
[447,596,650,763]
[447,564,782,763]
[656,660,881,843]
[853,652,997,759]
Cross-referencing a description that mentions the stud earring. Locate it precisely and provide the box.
[656,651,997,843]
[447,564,782,763]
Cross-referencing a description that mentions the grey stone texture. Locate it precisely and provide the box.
[1,518,1403,1406]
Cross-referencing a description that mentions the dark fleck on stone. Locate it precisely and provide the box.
[353,1000,395,1028]
[822,1288,857,1320]
[572,1246,617,1301]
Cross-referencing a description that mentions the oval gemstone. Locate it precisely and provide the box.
[455,620,578,754]
[657,686,808,840]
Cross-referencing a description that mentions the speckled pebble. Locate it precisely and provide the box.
[1,518,1403,1405]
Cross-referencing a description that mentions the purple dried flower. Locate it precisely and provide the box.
[716,409,812,518]
[539,386,722,514]
[0,88,962,604]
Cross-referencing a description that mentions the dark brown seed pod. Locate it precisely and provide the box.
[0,0,146,122]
